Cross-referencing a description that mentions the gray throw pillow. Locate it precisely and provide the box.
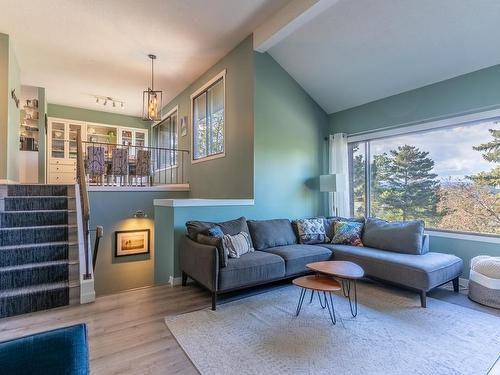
[362,218,425,255]
[196,233,227,268]
[293,218,329,244]
[247,219,297,251]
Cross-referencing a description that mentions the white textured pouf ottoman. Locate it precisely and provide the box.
[468,256,500,309]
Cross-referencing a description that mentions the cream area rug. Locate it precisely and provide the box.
[165,283,500,375]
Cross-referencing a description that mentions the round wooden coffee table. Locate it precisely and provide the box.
[307,261,364,317]
[292,275,341,325]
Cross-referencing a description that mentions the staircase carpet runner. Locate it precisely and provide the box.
[0,185,76,318]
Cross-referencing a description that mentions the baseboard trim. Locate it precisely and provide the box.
[169,276,183,286]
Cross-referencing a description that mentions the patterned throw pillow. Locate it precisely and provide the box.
[294,218,329,244]
[331,221,364,247]
[222,232,254,258]
[324,216,365,240]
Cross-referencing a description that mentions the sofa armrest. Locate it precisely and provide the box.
[422,234,429,254]
[179,236,219,292]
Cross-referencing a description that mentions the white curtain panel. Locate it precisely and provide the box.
[329,133,350,217]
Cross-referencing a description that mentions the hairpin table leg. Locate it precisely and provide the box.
[344,279,358,317]
[296,288,306,317]
[324,291,337,325]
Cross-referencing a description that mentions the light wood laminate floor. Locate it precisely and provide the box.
[0,284,210,375]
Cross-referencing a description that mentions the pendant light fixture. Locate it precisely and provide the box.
[142,54,162,121]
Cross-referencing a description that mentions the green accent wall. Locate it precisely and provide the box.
[90,190,188,295]
[161,35,255,199]
[329,64,500,134]
[155,42,329,282]
[253,51,328,218]
[0,33,20,181]
[328,64,500,276]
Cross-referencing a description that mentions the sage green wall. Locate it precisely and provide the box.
[0,33,20,181]
[0,33,8,180]
[155,47,329,282]
[90,190,188,295]
[253,51,327,218]
[47,103,148,129]
[328,64,500,276]
[329,64,500,134]
[161,35,254,199]
[7,39,20,181]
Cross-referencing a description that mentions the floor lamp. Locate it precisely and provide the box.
[320,174,342,216]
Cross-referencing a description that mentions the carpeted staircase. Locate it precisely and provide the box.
[0,184,80,318]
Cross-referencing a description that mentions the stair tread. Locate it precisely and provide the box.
[0,282,69,297]
[0,260,69,272]
[0,209,76,213]
[0,224,77,231]
[2,195,75,199]
[0,241,77,250]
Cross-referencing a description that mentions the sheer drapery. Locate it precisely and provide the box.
[329,133,350,216]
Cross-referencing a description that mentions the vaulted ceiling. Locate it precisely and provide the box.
[268,0,500,113]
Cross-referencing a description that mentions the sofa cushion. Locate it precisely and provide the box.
[218,251,285,291]
[324,216,365,240]
[322,244,463,291]
[264,244,332,276]
[186,217,252,246]
[293,218,329,244]
[362,218,425,255]
[247,219,297,251]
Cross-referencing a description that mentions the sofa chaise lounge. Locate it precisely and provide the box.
[180,217,463,310]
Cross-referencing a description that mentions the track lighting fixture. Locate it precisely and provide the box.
[93,95,125,110]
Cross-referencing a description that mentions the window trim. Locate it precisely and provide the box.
[346,108,500,241]
[152,105,179,169]
[190,69,226,164]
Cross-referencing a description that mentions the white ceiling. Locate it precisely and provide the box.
[0,0,288,117]
[269,0,500,114]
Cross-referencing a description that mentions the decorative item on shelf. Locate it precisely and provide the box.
[132,210,148,218]
[320,174,344,216]
[115,229,150,257]
[142,54,163,121]
[180,116,188,136]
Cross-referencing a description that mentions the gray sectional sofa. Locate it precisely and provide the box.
[179,217,463,310]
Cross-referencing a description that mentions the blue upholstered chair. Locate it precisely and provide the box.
[0,323,89,374]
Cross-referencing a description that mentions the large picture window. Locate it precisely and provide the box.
[348,117,499,236]
[153,108,177,169]
[191,71,225,162]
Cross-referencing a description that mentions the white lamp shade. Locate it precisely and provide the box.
[320,174,345,192]
[320,174,337,192]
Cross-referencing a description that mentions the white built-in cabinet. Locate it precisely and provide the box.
[47,118,148,184]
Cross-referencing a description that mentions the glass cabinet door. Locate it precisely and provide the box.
[51,122,65,158]
[135,131,146,148]
[121,130,133,146]
[68,123,83,159]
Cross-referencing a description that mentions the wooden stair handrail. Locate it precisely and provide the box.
[76,129,91,279]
